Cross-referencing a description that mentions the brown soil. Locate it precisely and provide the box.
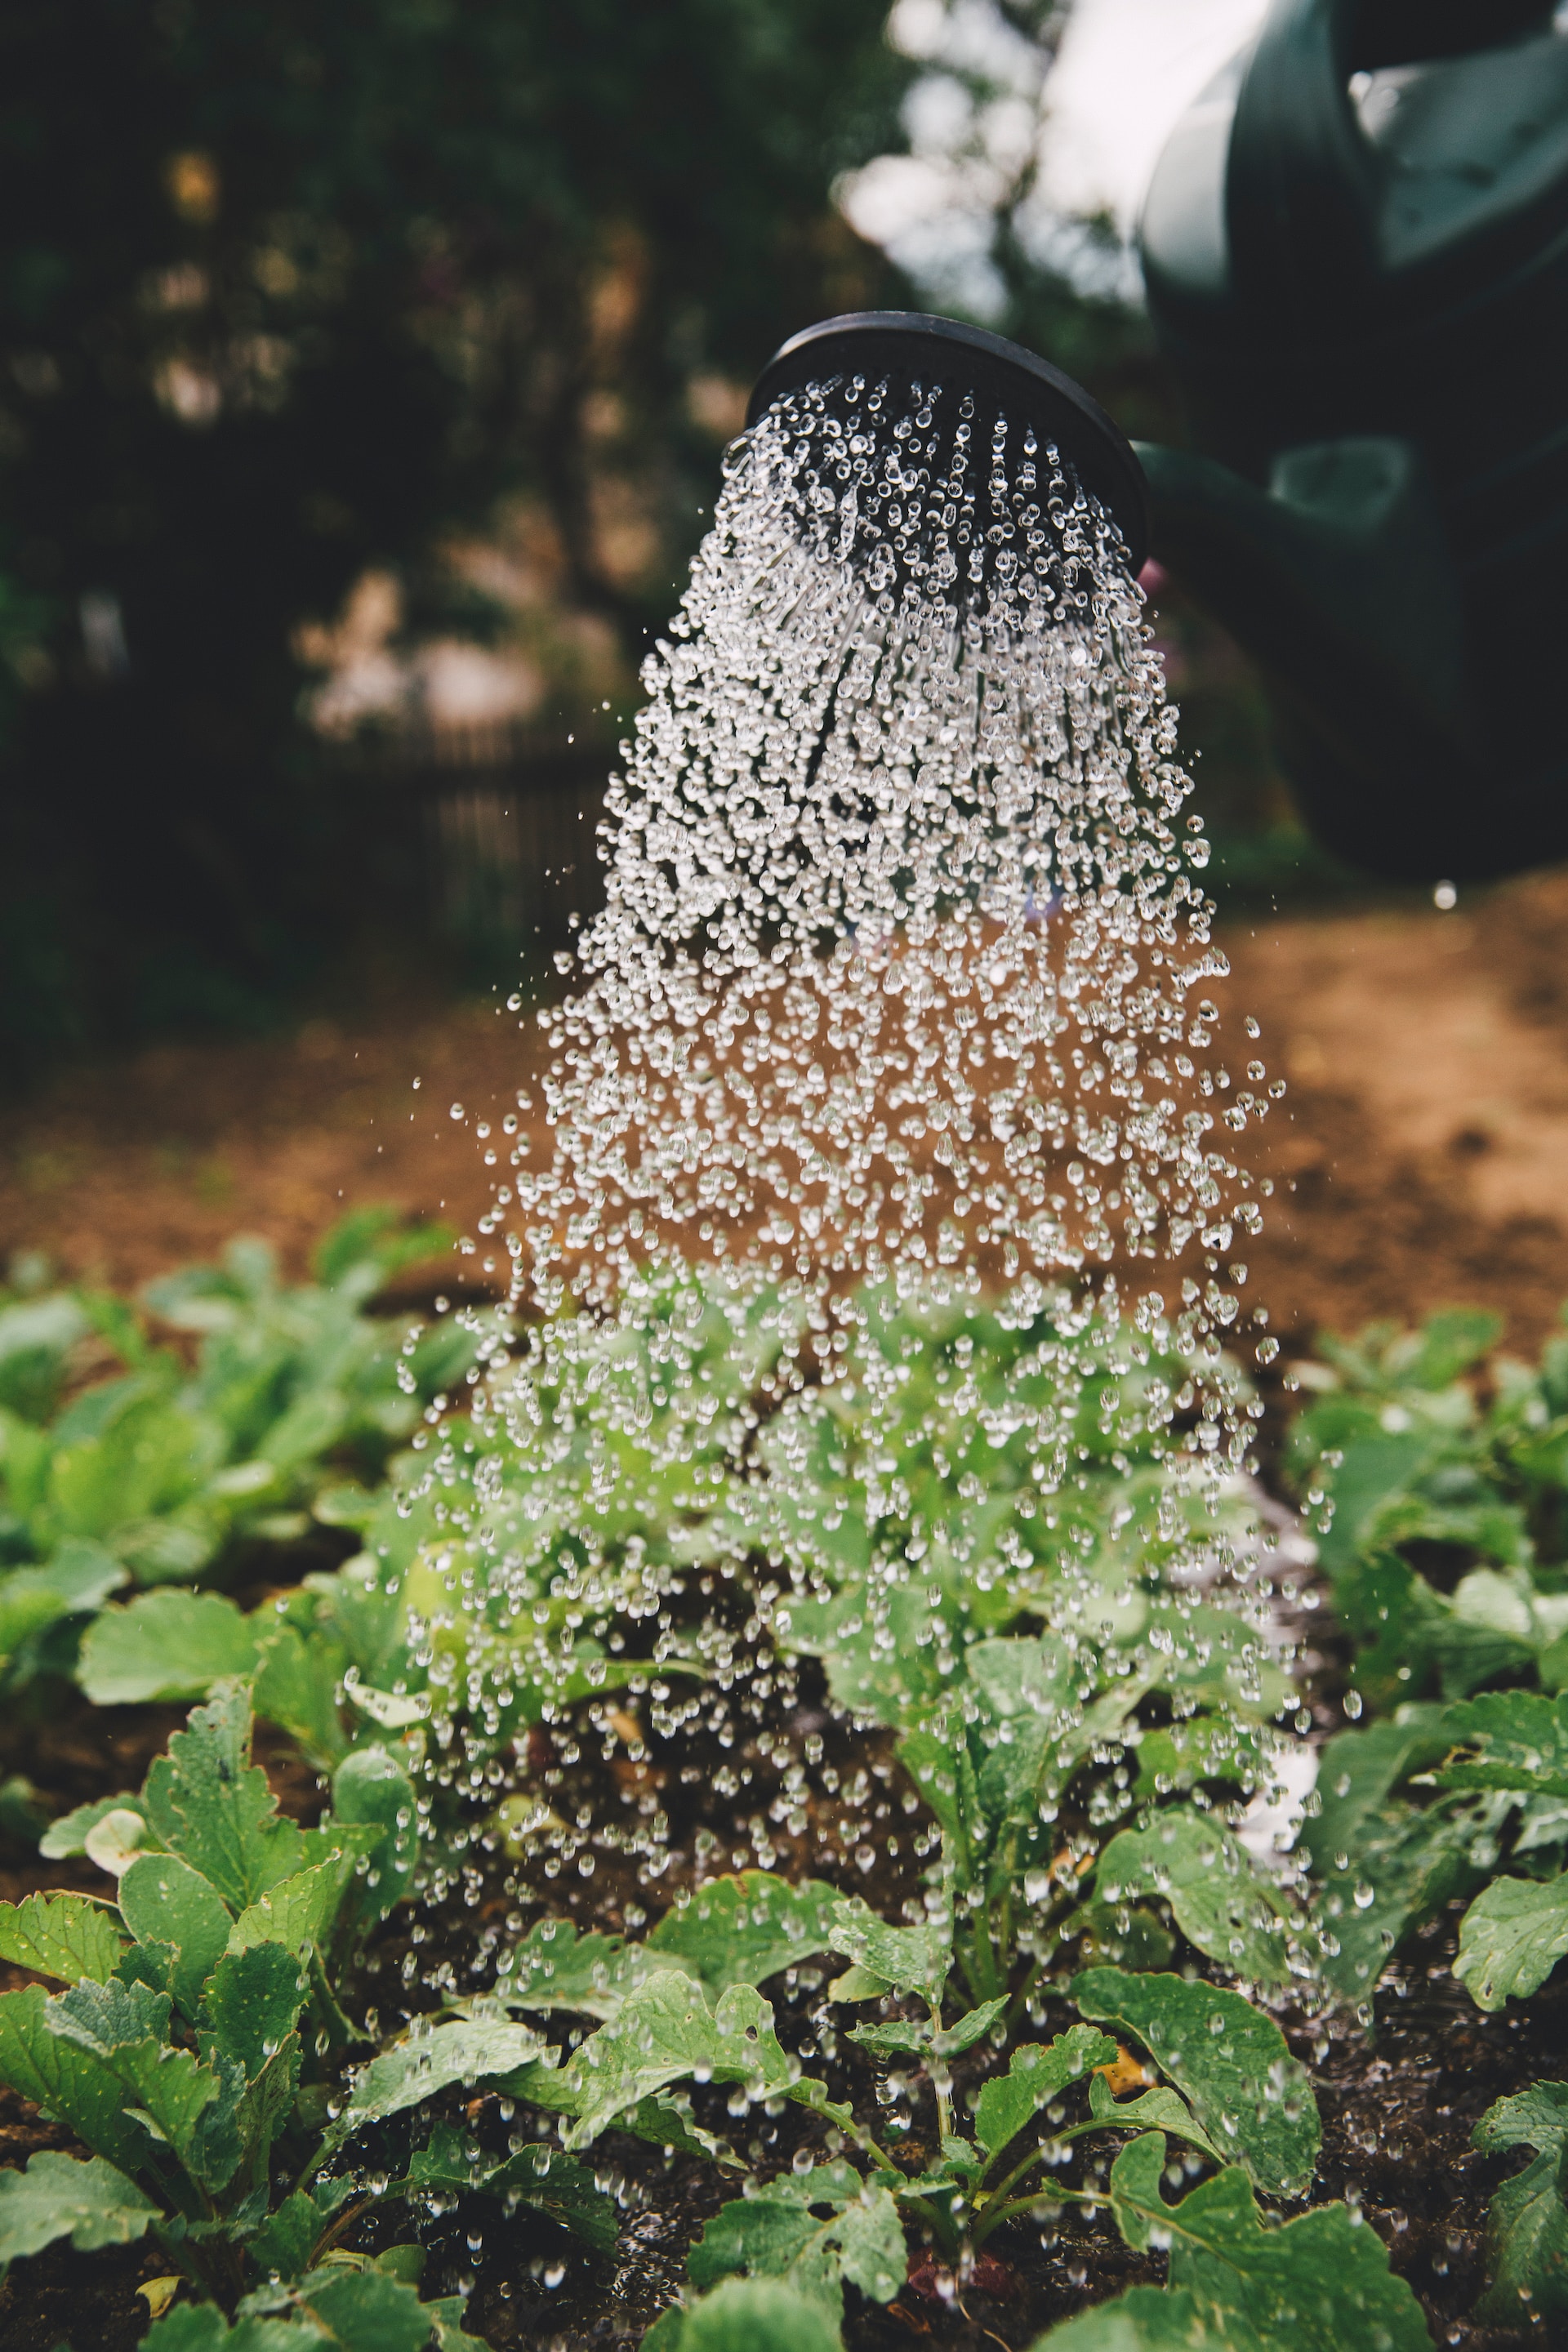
[1231,866,1568,1361]
[8,871,1568,1361]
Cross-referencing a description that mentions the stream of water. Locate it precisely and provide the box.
[439,360,1285,1884]
[514,373,1270,1321]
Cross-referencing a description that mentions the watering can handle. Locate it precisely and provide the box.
[1225,0,1549,310]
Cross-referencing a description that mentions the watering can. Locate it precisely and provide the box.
[1135,0,1568,880]
[751,5,1568,880]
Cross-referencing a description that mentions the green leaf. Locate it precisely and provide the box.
[0,1892,127,1985]
[1477,2079,1568,2158]
[645,1873,843,1996]
[966,1635,1080,1816]
[1455,1874,1568,2011]
[0,1292,90,1419]
[1312,1792,1490,2003]
[493,1918,669,2020]
[47,1976,226,2173]
[555,1976,798,2152]
[616,2092,741,2164]
[403,2123,620,2253]
[897,1728,973,1850]
[826,1897,951,2002]
[1474,2150,1568,2328]
[425,2292,485,2352]
[973,2025,1118,2162]
[313,1205,454,1294]
[0,1541,127,1667]
[1472,2080,1568,2323]
[77,1589,261,1705]
[252,1624,350,1774]
[1061,1900,1177,1977]
[1094,1813,1292,1987]
[848,1996,1006,2061]
[673,2278,844,2352]
[203,1942,310,2078]
[115,1937,177,2002]
[688,2162,904,2316]
[1431,1690,1568,1801]
[1087,2070,1223,2164]
[143,2311,304,2351]
[87,1805,158,1877]
[1131,1717,1267,1807]
[1071,1971,1320,2199]
[1029,2286,1242,2349]
[330,2018,546,2148]
[38,1790,143,1860]
[119,1852,234,2018]
[294,2264,434,2352]
[0,1982,154,2176]
[822,1964,888,2003]
[240,2029,304,2156]
[228,1858,354,1958]
[329,1743,417,1936]
[0,2149,157,2264]
[247,2187,324,2284]
[1308,1716,1452,1869]
[1102,2135,1430,2352]
[148,1682,304,1910]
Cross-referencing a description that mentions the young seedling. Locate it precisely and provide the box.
[474,1867,1432,2352]
[0,1680,469,2333]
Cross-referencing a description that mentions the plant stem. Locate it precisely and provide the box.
[976,2140,1054,2221]
[839,2118,903,2176]
[152,2221,230,2313]
[974,2182,1096,2240]
[929,2004,955,2143]
[901,2189,964,2261]
[1002,1950,1044,2034]
[308,1945,361,2048]
[992,1827,1018,1980]
[972,2119,1111,2244]
[310,2195,373,2264]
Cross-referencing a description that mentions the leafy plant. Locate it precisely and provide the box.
[134,2261,481,2350]
[1288,1305,1568,1711]
[0,1209,478,1702]
[1027,2130,1431,2350]
[75,1262,778,1760]
[0,1683,424,2304]
[1300,1687,1568,2014]
[673,1281,1291,2008]
[482,1875,1293,2249]
[467,1862,1435,2352]
[1285,1306,1568,2017]
[62,1258,1296,1982]
[1470,2079,1568,2328]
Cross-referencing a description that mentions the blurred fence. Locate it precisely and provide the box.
[332,719,615,964]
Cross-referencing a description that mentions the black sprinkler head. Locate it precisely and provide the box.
[747,310,1151,577]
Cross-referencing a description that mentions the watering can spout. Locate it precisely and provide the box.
[1134,437,1487,878]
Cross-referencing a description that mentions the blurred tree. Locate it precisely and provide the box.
[0,0,911,1077]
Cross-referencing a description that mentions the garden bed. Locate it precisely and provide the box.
[9,862,1568,2350]
[0,1673,1557,2352]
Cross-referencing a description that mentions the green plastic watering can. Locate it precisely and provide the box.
[1137,0,1568,879]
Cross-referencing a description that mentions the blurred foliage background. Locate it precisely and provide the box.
[0,0,1303,1091]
